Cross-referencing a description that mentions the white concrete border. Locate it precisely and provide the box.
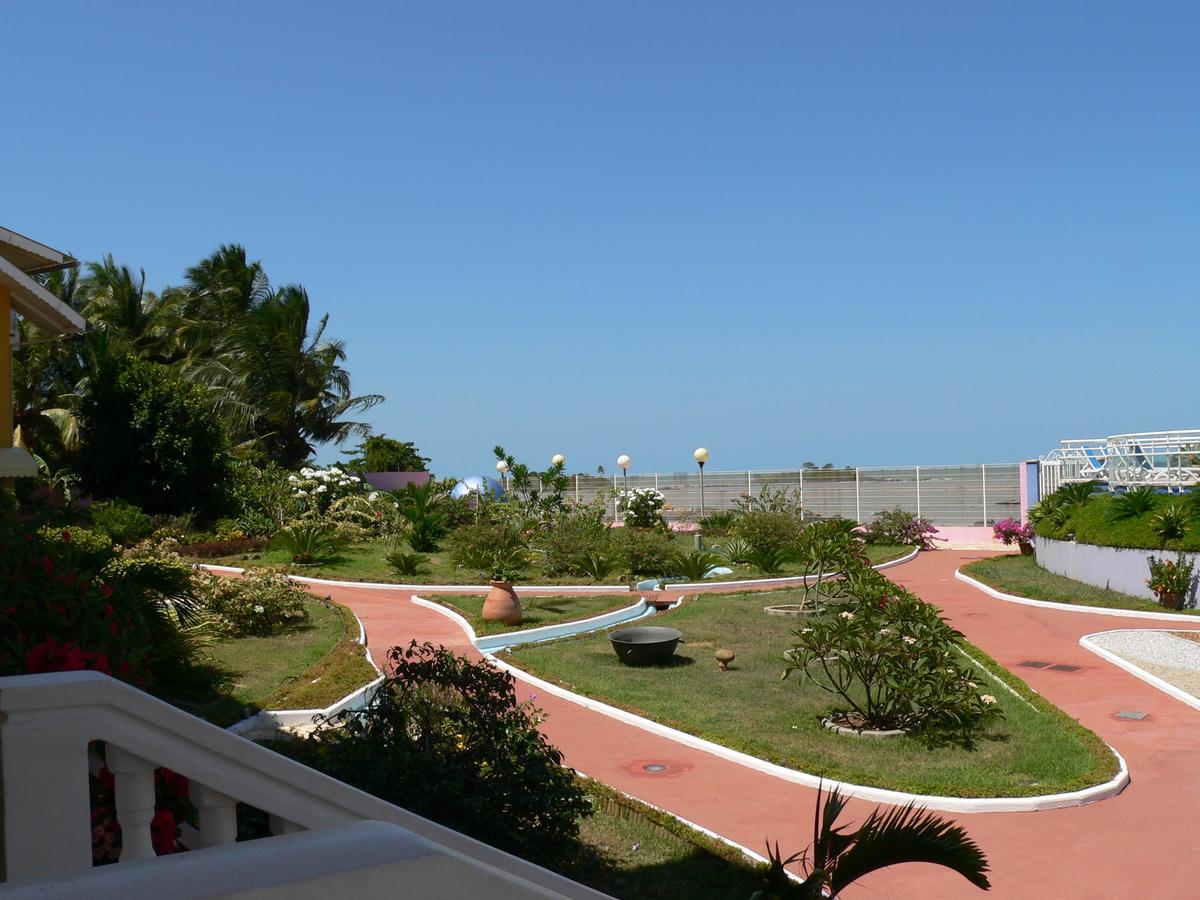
[487,655,1128,813]
[955,569,1200,622]
[645,546,921,592]
[1079,630,1200,712]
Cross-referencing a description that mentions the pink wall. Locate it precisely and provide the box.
[363,471,432,491]
[930,525,1006,550]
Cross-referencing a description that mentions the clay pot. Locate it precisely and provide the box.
[1019,542,1035,556]
[482,581,522,625]
[1157,591,1184,610]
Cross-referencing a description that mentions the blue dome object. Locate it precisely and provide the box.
[451,476,505,500]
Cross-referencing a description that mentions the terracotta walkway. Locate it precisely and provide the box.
[318,552,1200,899]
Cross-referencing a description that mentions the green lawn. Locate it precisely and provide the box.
[554,783,767,899]
[434,593,639,636]
[198,536,912,586]
[961,554,1197,614]
[507,590,1115,798]
[198,597,378,721]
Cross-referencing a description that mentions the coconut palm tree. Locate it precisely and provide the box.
[173,244,272,365]
[752,783,990,898]
[203,284,382,468]
[78,254,176,360]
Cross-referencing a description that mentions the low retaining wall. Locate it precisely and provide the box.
[1035,536,1197,605]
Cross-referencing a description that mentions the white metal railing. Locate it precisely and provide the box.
[1041,430,1200,493]
[0,670,603,897]
[531,464,1019,527]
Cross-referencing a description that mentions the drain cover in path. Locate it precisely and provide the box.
[1115,710,1149,720]
[1048,664,1082,672]
[1019,661,1051,668]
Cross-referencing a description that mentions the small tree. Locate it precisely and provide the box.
[77,354,230,517]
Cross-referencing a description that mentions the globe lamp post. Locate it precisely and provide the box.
[693,447,709,518]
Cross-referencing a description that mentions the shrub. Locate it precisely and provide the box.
[1030,481,1100,539]
[992,518,1034,548]
[863,508,939,550]
[390,482,448,552]
[283,641,591,862]
[227,461,302,534]
[617,488,667,529]
[611,526,679,579]
[1146,554,1195,598]
[178,536,269,558]
[671,549,723,581]
[449,520,531,582]
[1109,487,1159,522]
[784,591,1002,740]
[795,520,869,600]
[575,550,617,582]
[718,536,753,565]
[731,509,805,556]
[90,500,155,546]
[194,570,309,637]
[76,353,230,517]
[275,521,344,564]
[287,465,367,518]
[1151,505,1192,548]
[535,502,611,577]
[341,435,429,473]
[386,548,429,578]
[747,545,788,575]
[38,524,113,571]
[699,510,738,534]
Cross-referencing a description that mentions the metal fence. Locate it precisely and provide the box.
[551,464,1020,527]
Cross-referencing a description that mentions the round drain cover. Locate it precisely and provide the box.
[643,764,668,772]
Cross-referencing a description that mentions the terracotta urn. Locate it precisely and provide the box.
[483,580,522,624]
[1018,541,1035,556]
[1157,591,1184,610]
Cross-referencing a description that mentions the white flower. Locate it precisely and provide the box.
[902,635,917,645]
[369,492,379,501]
[879,627,893,635]
[288,475,299,482]
[980,694,997,705]
[839,611,855,620]
[316,484,327,493]
[800,627,813,633]
[329,467,342,475]
[253,605,265,614]
[967,681,977,689]
[296,489,307,496]
[301,467,315,477]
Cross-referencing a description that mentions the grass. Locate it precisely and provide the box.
[960,553,1198,615]
[507,589,1116,798]
[196,596,378,722]
[197,535,912,586]
[553,782,767,899]
[1037,492,1200,551]
[433,593,639,636]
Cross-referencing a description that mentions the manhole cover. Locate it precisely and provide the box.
[1019,661,1051,668]
[1048,664,1082,673]
[643,764,668,773]
[1115,710,1149,720]
[965,613,986,619]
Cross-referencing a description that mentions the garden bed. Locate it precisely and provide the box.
[506,590,1116,798]
[195,536,912,587]
[960,554,1199,615]
[196,597,378,723]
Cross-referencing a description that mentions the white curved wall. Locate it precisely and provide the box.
[1035,536,1197,605]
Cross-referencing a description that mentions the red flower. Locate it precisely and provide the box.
[24,639,88,673]
[100,584,115,598]
[41,555,53,574]
[61,530,72,543]
[156,768,190,798]
[150,808,177,855]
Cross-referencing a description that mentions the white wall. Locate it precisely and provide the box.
[1035,536,1197,605]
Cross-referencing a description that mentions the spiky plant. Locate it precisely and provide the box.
[1109,486,1159,521]
[719,536,754,565]
[386,547,429,577]
[575,551,616,582]
[747,545,788,576]
[276,521,344,564]
[751,782,991,898]
[1150,504,1193,548]
[671,548,724,581]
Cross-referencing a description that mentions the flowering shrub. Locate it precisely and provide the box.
[993,518,1034,549]
[287,465,366,517]
[863,508,940,550]
[617,488,666,529]
[194,570,310,637]
[784,590,1002,740]
[280,641,591,863]
[1146,554,1195,598]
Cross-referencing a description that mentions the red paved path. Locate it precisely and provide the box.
[317,551,1200,899]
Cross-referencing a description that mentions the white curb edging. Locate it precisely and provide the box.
[659,546,921,592]
[955,569,1200,622]
[1079,630,1200,712]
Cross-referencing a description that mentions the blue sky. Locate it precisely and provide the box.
[7,2,1197,477]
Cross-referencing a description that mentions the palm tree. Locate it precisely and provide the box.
[206,284,382,468]
[78,254,175,359]
[173,244,272,364]
[752,783,990,898]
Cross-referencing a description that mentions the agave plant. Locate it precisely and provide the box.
[1109,486,1159,521]
[747,545,788,576]
[575,550,616,582]
[386,547,429,577]
[1150,504,1193,547]
[751,782,990,898]
[671,548,724,581]
[1029,480,1099,533]
[719,536,754,565]
[276,521,344,564]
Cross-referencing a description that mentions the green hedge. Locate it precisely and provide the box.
[1034,493,1200,551]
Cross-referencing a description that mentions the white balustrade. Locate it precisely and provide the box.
[106,746,158,862]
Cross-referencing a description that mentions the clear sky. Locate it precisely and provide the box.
[7,2,1197,477]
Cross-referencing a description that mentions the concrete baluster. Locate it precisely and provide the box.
[193,783,239,848]
[107,745,159,862]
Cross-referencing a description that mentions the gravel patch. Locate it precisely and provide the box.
[1091,630,1200,699]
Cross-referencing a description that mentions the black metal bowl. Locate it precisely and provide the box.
[609,626,683,666]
